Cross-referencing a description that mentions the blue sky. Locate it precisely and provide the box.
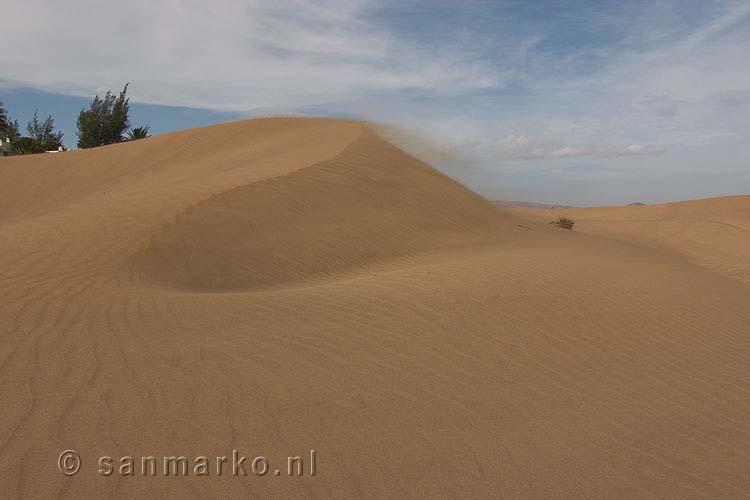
[1,0,749,205]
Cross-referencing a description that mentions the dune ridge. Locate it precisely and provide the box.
[133,127,505,291]
[1,118,749,499]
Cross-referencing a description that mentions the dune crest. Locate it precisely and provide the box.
[133,128,504,291]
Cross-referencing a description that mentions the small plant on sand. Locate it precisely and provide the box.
[552,216,575,230]
[125,126,151,141]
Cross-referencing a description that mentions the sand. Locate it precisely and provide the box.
[1,118,749,499]
[508,197,750,284]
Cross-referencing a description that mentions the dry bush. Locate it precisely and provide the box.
[552,217,575,230]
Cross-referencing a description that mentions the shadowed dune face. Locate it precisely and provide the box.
[1,118,750,500]
[133,129,504,291]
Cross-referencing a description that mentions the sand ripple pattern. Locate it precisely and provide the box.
[1,118,749,499]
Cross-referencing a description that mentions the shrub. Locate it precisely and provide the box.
[26,110,64,151]
[13,137,45,155]
[553,216,575,230]
[125,126,150,141]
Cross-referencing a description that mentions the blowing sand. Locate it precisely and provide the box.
[1,118,749,499]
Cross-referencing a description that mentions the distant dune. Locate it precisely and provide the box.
[494,199,577,210]
[509,196,750,284]
[1,119,749,499]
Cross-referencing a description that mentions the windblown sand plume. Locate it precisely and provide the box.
[1,118,749,499]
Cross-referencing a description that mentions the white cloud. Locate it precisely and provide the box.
[537,1,750,150]
[0,0,499,110]
[494,134,530,156]
[494,135,664,160]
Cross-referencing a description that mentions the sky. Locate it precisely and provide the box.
[1,0,749,205]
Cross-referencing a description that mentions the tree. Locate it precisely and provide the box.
[0,101,20,141]
[26,110,64,151]
[12,137,46,155]
[1,103,63,155]
[0,101,7,133]
[125,125,150,141]
[76,83,131,148]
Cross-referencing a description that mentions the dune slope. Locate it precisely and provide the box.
[133,128,504,291]
[1,119,749,499]
[563,197,750,283]
[508,197,750,284]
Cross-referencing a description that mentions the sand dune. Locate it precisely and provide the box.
[1,118,749,499]
[508,196,750,284]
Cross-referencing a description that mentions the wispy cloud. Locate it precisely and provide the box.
[494,135,665,159]
[0,0,499,110]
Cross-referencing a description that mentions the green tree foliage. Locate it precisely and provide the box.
[0,101,7,134]
[76,83,131,149]
[125,125,150,141]
[12,137,46,155]
[1,103,62,155]
[0,101,20,141]
[25,110,65,151]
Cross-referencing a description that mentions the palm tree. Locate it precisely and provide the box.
[125,126,150,141]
